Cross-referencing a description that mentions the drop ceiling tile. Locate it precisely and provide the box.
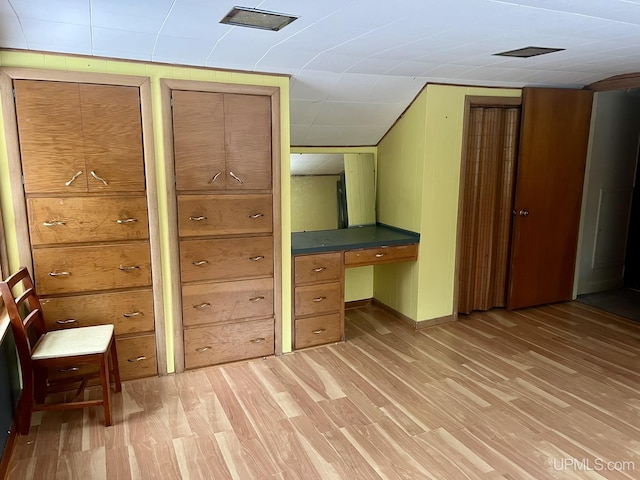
[313,102,392,127]
[258,46,323,72]
[290,71,340,101]
[384,61,440,77]
[161,0,229,38]
[10,0,88,24]
[0,0,14,16]
[0,14,27,48]
[21,18,91,53]
[346,57,414,76]
[303,52,363,74]
[153,35,213,65]
[368,77,425,104]
[327,73,382,102]
[92,27,156,58]
[289,99,323,124]
[91,0,173,34]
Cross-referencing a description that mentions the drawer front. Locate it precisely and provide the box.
[178,194,272,237]
[28,196,149,245]
[295,313,342,349]
[40,289,154,335]
[184,318,274,369]
[117,334,158,380]
[180,236,273,283]
[295,282,342,317]
[182,278,273,327]
[344,244,418,267]
[33,242,152,295]
[294,252,343,285]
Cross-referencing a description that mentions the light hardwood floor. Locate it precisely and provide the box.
[5,302,640,479]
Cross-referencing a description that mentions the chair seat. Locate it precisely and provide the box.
[32,324,115,360]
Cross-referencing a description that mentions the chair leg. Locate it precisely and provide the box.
[33,368,47,405]
[110,339,121,393]
[17,376,34,435]
[99,355,112,427]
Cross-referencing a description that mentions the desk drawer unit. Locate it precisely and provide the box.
[294,313,342,349]
[294,252,342,285]
[294,282,342,317]
[344,243,418,267]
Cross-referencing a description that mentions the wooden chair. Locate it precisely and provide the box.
[0,267,121,434]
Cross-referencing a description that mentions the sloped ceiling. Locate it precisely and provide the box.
[1,0,639,146]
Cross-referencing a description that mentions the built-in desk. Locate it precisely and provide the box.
[291,224,420,349]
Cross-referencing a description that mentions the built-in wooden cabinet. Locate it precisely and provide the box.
[12,78,158,381]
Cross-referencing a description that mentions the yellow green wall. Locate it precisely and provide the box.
[291,175,339,232]
[376,84,521,321]
[0,51,291,369]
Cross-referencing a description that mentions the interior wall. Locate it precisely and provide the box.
[291,175,339,232]
[576,89,640,294]
[376,84,521,321]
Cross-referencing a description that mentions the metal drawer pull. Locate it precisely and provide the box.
[65,170,83,186]
[208,171,222,184]
[312,329,326,335]
[128,356,147,363]
[119,265,141,271]
[43,220,66,227]
[193,302,211,309]
[56,319,78,325]
[249,255,265,261]
[90,170,109,185]
[313,296,326,302]
[192,260,209,266]
[312,267,326,272]
[123,311,142,318]
[48,271,70,277]
[249,296,265,302]
[375,253,386,258]
[229,171,244,184]
[250,337,266,344]
[248,213,264,219]
[117,218,138,224]
[189,215,208,221]
[59,366,80,372]
[195,346,211,352]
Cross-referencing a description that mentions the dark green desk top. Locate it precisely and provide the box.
[291,224,420,255]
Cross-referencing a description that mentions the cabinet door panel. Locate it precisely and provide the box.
[80,84,145,192]
[172,90,226,191]
[33,243,152,294]
[180,236,273,283]
[178,194,272,237]
[224,94,272,190]
[14,80,88,193]
[28,196,149,245]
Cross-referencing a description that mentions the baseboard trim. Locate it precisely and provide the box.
[345,299,373,309]
[0,421,17,479]
[371,299,455,330]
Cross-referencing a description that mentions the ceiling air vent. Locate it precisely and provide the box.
[220,6,298,31]
[493,46,565,58]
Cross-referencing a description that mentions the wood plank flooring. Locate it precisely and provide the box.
[5,302,640,479]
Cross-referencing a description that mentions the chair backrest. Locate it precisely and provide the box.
[0,267,48,366]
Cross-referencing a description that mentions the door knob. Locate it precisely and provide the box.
[519,209,529,216]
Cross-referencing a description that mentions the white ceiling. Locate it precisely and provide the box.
[290,153,344,176]
[2,0,640,146]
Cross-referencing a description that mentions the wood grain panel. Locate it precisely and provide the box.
[116,334,157,380]
[294,252,343,285]
[79,84,145,192]
[344,244,418,267]
[13,80,87,193]
[294,313,342,349]
[182,278,273,327]
[184,318,274,369]
[179,236,273,283]
[40,289,154,335]
[177,194,272,237]
[172,90,226,191]
[294,282,342,317]
[27,196,149,245]
[32,243,152,294]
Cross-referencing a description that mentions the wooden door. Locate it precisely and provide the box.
[172,90,226,191]
[508,88,593,309]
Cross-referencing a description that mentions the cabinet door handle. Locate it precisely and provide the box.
[249,296,265,302]
[312,328,326,335]
[193,302,211,309]
[312,296,326,302]
[375,253,386,258]
[248,213,264,219]
[119,265,141,271]
[250,337,266,344]
[192,260,209,266]
[48,271,70,277]
[43,220,66,227]
[58,366,80,372]
[90,170,109,185]
[65,170,83,186]
[312,267,326,272]
[208,171,223,184]
[249,255,265,261]
[127,356,147,363]
[116,218,138,224]
[56,319,78,325]
[195,346,211,352]
[229,171,244,184]
[123,311,142,318]
[189,215,208,222]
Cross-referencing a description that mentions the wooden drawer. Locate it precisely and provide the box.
[27,196,149,245]
[180,236,273,283]
[33,242,151,295]
[295,282,342,317]
[344,243,418,267]
[294,252,343,286]
[184,318,274,369]
[40,289,154,335]
[295,313,342,349]
[182,278,273,327]
[178,194,272,237]
[117,334,157,380]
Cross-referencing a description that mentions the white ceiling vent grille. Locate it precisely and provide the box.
[220,6,298,31]
[493,46,565,58]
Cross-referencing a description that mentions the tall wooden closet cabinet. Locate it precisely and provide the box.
[6,76,160,381]
[164,81,281,372]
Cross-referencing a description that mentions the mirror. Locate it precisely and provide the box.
[290,153,376,232]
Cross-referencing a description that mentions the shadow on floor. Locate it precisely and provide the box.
[576,287,640,322]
